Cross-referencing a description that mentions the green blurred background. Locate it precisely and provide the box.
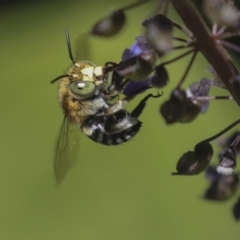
[1,0,240,239]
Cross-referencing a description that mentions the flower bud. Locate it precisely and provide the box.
[204,173,239,201]
[160,88,201,124]
[91,10,125,37]
[172,142,213,175]
[151,64,169,88]
[144,14,173,56]
[203,0,240,28]
[187,78,211,113]
[160,89,187,124]
[217,146,236,175]
[116,55,153,81]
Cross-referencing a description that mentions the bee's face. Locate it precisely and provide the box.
[60,60,108,100]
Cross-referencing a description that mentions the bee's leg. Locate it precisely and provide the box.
[106,71,154,99]
[130,92,162,118]
[105,90,162,116]
[106,91,161,131]
[104,71,129,100]
[104,90,139,115]
[104,62,124,91]
[110,72,128,90]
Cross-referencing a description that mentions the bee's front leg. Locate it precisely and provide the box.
[103,71,130,100]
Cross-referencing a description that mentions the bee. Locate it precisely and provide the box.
[51,29,161,183]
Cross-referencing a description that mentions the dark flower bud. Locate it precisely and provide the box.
[217,146,236,175]
[144,14,173,56]
[117,36,156,81]
[151,64,169,88]
[122,36,157,61]
[217,133,240,175]
[204,173,239,201]
[160,88,201,124]
[160,89,187,124]
[205,165,220,183]
[233,197,240,221]
[219,131,240,155]
[116,55,153,81]
[172,142,213,175]
[203,0,240,29]
[123,78,151,96]
[91,10,125,37]
[180,100,201,123]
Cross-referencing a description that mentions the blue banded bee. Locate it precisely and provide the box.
[51,30,161,183]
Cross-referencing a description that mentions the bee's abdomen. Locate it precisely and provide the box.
[90,122,142,145]
[82,111,142,145]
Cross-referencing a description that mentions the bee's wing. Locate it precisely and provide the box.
[73,32,92,62]
[54,115,81,185]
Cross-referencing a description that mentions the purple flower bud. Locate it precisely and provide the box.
[122,36,155,60]
[121,36,156,96]
[123,78,151,96]
[186,78,211,113]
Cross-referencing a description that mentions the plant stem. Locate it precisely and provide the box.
[170,0,240,106]
[191,96,233,101]
[176,50,198,88]
[218,40,240,54]
[201,119,240,143]
[162,49,194,65]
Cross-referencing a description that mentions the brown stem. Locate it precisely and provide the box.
[230,133,240,147]
[212,23,218,35]
[170,45,192,50]
[162,0,169,15]
[162,49,194,65]
[173,37,189,43]
[170,0,240,106]
[176,50,198,88]
[220,30,240,39]
[216,26,226,36]
[150,0,168,17]
[218,40,240,54]
[191,96,233,101]
[171,20,193,38]
[200,119,240,144]
[120,0,152,11]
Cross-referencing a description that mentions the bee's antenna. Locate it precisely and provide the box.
[51,74,71,84]
[65,29,79,67]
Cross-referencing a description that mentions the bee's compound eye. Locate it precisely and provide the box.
[70,81,95,98]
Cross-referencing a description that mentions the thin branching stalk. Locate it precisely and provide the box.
[170,0,240,106]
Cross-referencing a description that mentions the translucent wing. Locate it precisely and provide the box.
[53,115,81,185]
[73,32,92,62]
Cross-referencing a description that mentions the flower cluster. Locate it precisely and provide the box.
[90,0,240,221]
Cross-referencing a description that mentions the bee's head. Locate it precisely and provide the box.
[66,61,108,100]
[51,29,109,100]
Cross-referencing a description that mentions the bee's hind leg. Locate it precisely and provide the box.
[105,89,162,116]
[131,92,162,118]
